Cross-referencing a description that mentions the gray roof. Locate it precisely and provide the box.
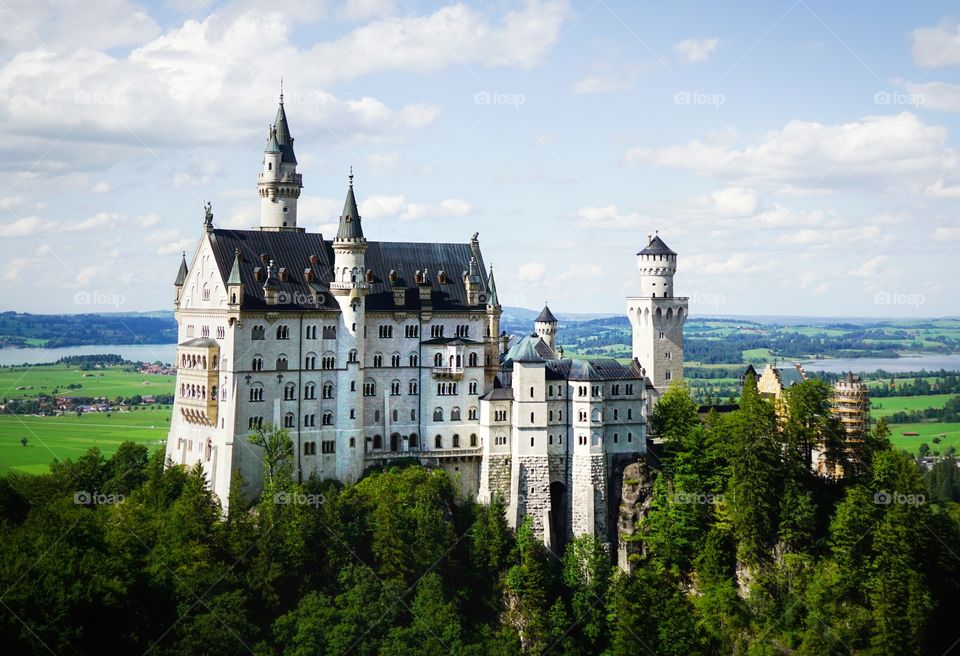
[227,249,241,285]
[547,358,644,381]
[335,180,364,241]
[174,253,188,286]
[265,126,280,154]
[487,266,500,307]
[420,337,482,346]
[774,365,804,388]
[502,334,556,365]
[638,234,676,256]
[479,387,514,401]
[273,101,297,165]
[179,337,218,348]
[535,304,557,323]
[206,228,492,312]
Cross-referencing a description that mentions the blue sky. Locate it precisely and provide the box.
[0,0,958,318]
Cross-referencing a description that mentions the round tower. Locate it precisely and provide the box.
[258,92,302,230]
[626,233,688,405]
[534,303,558,351]
[331,170,368,481]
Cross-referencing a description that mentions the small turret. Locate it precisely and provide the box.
[263,259,280,305]
[174,251,188,304]
[464,256,482,306]
[227,248,243,307]
[258,89,302,231]
[534,303,558,350]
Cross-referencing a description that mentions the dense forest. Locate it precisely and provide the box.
[1,376,959,654]
[0,312,176,348]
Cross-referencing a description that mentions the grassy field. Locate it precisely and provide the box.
[0,408,170,475]
[889,422,960,455]
[0,364,175,400]
[870,393,957,417]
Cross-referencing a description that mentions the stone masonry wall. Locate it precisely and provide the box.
[516,455,552,542]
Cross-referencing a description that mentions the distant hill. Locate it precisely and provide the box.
[0,311,177,349]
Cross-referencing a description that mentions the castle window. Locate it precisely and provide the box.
[350,409,356,419]
[348,349,358,363]
[391,353,401,367]
[451,407,461,421]
[322,412,333,425]
[350,437,356,448]
[248,416,263,429]
[322,383,333,399]
[435,435,443,449]
[374,410,380,422]
[390,380,401,395]
[530,437,535,447]
[468,407,478,420]
[321,355,335,370]
[626,384,634,395]
[409,354,419,367]
[373,354,383,367]
[613,433,619,443]
[304,383,316,399]
[433,408,443,422]
[468,352,478,367]
[202,288,210,301]
[613,408,619,420]
[252,356,263,371]
[549,410,553,421]
[411,409,416,421]
[276,356,288,371]
[378,325,394,338]
[452,434,460,448]
[284,383,296,400]
[470,433,477,447]
[469,380,478,395]
[322,441,335,454]
[201,325,209,338]
[549,434,553,445]
[627,408,633,419]
[530,386,534,398]
[304,354,317,369]
[434,352,443,367]
[405,325,419,338]
[409,380,419,395]
[392,409,398,421]
[659,331,665,340]
[304,414,315,427]
[217,326,225,340]
[665,352,671,360]
[323,325,337,339]
[665,371,672,381]
[276,325,289,340]
[530,412,535,423]
[548,385,553,396]
[284,413,295,428]
[249,386,264,402]
[363,381,376,396]
[409,433,418,448]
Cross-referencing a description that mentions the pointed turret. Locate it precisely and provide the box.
[175,252,188,286]
[258,92,302,231]
[227,249,243,307]
[534,303,558,350]
[227,249,242,285]
[487,264,500,309]
[335,168,364,241]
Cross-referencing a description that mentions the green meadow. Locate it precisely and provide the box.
[0,364,175,400]
[0,408,170,475]
[889,422,960,456]
[870,393,957,417]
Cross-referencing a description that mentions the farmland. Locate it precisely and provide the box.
[0,363,175,401]
[0,408,171,475]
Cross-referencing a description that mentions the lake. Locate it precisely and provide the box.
[801,354,960,374]
[0,344,177,366]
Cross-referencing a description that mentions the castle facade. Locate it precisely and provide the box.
[165,98,687,548]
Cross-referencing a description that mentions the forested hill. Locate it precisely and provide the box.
[0,312,176,348]
[502,311,960,363]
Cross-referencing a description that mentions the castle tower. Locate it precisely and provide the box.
[258,91,303,231]
[626,233,688,405]
[331,170,368,481]
[534,304,558,351]
[485,265,502,388]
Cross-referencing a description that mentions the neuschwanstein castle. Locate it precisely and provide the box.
[166,96,688,550]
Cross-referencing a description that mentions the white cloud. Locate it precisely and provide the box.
[934,227,960,241]
[674,37,718,63]
[339,0,395,21]
[135,214,160,228]
[571,74,631,94]
[0,216,52,237]
[360,195,472,222]
[848,255,888,279]
[2,256,29,282]
[711,187,757,217]
[0,0,161,52]
[626,112,959,194]
[66,211,124,232]
[158,239,193,256]
[91,180,111,193]
[911,22,960,68]
[684,253,773,275]
[517,262,546,282]
[573,205,648,230]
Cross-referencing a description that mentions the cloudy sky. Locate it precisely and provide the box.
[1,0,958,318]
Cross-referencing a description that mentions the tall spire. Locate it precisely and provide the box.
[273,94,296,165]
[227,248,242,285]
[336,168,364,241]
[175,252,188,286]
[487,264,500,308]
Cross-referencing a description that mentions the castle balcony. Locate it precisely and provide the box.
[330,281,369,293]
[176,337,220,426]
[432,365,464,379]
[364,447,481,462]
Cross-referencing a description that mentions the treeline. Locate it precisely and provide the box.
[880,395,960,424]
[2,380,960,654]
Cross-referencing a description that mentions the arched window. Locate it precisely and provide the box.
[468,352,478,367]
[409,433,418,448]
[452,434,460,448]
[470,433,477,447]
[434,352,443,367]
[373,434,382,449]
[433,407,443,421]
[284,383,296,400]
[252,356,263,371]
[373,353,383,367]
[349,349,359,363]
[322,412,333,425]
[469,380,478,395]
[390,380,401,395]
[276,355,288,371]
[409,353,419,367]
[284,413,295,428]
[451,407,462,421]
[468,406,478,420]
[391,353,401,367]
[435,435,443,449]
[304,383,316,400]
[322,382,334,399]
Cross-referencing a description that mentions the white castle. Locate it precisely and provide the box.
[165,97,687,549]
